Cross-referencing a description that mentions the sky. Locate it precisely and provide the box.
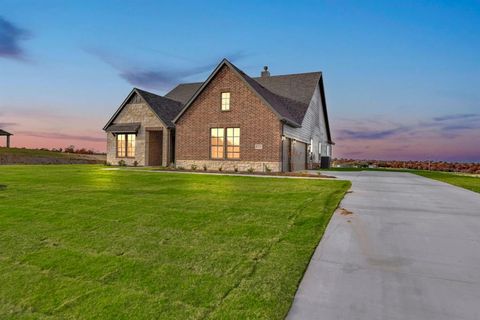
[1,0,479,161]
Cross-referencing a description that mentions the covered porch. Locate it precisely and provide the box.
[0,130,12,148]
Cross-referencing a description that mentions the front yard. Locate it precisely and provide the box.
[0,165,349,319]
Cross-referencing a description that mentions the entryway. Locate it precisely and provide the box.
[147,130,163,166]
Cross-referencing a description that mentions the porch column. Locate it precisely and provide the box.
[6,136,10,148]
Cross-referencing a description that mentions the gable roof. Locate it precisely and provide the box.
[0,129,12,136]
[172,59,309,127]
[169,59,332,143]
[103,88,183,130]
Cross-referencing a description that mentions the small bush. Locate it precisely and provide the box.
[191,164,198,171]
[203,164,208,171]
[118,160,126,166]
[218,166,223,172]
[247,167,254,173]
[177,166,185,170]
[234,166,238,172]
[265,165,272,173]
[133,161,139,167]
[105,161,111,166]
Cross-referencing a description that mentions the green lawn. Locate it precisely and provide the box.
[414,171,480,193]
[0,165,350,319]
[322,167,480,193]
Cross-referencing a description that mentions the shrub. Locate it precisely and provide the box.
[265,165,272,173]
[203,164,208,171]
[247,167,254,173]
[218,166,223,172]
[234,166,238,172]
[177,166,185,170]
[118,160,126,166]
[133,161,139,167]
[105,161,111,166]
[191,164,198,171]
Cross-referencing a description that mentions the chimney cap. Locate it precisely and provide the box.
[261,65,270,77]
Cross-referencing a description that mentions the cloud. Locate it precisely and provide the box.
[433,113,479,122]
[338,127,408,140]
[87,48,249,90]
[16,131,104,142]
[333,113,480,161]
[0,16,31,60]
[0,122,18,128]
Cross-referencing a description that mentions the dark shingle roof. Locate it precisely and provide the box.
[0,129,12,136]
[164,82,202,105]
[166,66,321,126]
[104,123,141,133]
[135,89,184,127]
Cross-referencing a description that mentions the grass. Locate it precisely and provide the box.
[414,171,480,193]
[322,167,480,193]
[0,147,72,158]
[0,165,350,319]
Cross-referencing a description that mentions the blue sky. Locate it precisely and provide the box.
[1,0,479,161]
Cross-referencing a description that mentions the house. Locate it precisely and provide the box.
[104,59,333,171]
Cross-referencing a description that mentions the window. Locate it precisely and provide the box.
[318,142,322,158]
[210,127,240,159]
[117,134,126,157]
[116,133,136,158]
[221,92,230,111]
[127,134,136,157]
[210,128,224,159]
[226,128,240,159]
[326,144,332,157]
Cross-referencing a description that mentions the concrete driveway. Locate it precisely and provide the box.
[287,171,480,320]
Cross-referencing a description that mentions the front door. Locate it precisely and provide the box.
[148,131,163,166]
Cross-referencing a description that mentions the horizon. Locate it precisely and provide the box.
[1,1,479,162]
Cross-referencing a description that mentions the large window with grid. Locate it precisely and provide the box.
[221,92,230,111]
[226,128,240,159]
[210,128,224,159]
[116,134,136,158]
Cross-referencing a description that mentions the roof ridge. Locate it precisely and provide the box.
[135,88,183,105]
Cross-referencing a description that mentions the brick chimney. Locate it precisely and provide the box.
[261,66,270,77]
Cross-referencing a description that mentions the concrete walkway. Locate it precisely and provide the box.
[287,171,480,320]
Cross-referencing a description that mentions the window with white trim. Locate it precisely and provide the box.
[221,92,231,111]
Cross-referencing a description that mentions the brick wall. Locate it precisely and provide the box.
[175,65,283,171]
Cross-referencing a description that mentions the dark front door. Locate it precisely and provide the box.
[148,131,163,166]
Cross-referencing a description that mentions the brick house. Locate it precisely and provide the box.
[104,59,333,171]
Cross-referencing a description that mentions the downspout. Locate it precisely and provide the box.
[281,123,284,172]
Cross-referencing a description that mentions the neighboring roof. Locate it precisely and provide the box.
[103,88,184,130]
[104,123,141,133]
[0,129,12,136]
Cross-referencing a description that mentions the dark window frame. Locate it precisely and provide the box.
[116,133,136,158]
[209,127,241,160]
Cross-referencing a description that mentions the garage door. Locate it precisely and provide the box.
[291,141,306,171]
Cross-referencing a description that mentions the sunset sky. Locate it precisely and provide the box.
[1,0,479,161]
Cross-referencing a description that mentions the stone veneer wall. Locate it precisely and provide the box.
[176,160,281,173]
[106,99,168,166]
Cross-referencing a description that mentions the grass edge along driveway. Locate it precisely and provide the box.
[322,168,479,194]
[0,165,350,319]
